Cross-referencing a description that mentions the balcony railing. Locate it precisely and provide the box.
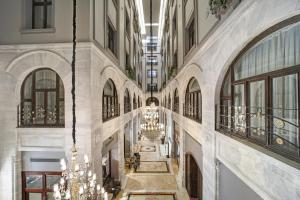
[124,103,132,114]
[17,105,64,127]
[183,103,202,123]
[173,101,179,113]
[103,104,120,122]
[215,104,300,161]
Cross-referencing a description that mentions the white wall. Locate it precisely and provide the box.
[161,1,300,200]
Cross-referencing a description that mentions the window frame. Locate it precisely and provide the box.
[184,78,202,123]
[32,0,53,29]
[102,79,119,122]
[22,171,61,200]
[124,89,131,114]
[19,68,64,128]
[218,18,300,161]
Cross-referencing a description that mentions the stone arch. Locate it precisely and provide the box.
[5,50,71,103]
[146,97,159,106]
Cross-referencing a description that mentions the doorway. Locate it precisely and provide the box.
[185,154,202,200]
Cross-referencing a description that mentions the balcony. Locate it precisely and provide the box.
[215,104,300,161]
[183,103,202,123]
[17,105,64,128]
[103,104,120,122]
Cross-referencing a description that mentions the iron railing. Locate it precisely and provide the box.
[124,103,132,114]
[17,105,64,127]
[183,103,202,123]
[103,104,120,122]
[215,104,300,160]
[173,100,179,113]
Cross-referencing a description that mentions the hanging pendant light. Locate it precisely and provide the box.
[53,0,107,199]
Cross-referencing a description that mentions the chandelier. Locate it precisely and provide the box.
[140,103,164,132]
[53,0,107,199]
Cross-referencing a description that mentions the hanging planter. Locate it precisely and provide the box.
[209,0,233,18]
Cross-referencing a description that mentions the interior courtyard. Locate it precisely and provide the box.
[0,0,300,199]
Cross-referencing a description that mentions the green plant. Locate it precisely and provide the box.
[168,66,177,80]
[126,66,136,81]
[209,0,232,17]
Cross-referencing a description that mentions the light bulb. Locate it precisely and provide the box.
[54,191,61,198]
[93,173,96,180]
[88,170,92,177]
[83,183,87,190]
[96,184,101,191]
[79,170,84,176]
[61,164,66,171]
[60,159,66,166]
[84,154,89,164]
[60,178,65,185]
[65,190,71,199]
[79,186,84,195]
[101,187,105,194]
[75,164,79,172]
[104,192,108,200]
[53,184,59,192]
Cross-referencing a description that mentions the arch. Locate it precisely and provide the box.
[168,93,171,109]
[133,93,137,110]
[102,78,119,122]
[19,68,65,127]
[173,88,179,113]
[137,96,141,108]
[146,97,159,106]
[184,77,202,123]
[218,19,300,160]
[124,88,131,113]
[185,153,203,200]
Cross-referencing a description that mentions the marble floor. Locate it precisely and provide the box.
[117,139,190,200]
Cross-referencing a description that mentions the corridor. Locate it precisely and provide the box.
[118,138,189,200]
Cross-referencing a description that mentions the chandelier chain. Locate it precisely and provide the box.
[71,0,77,145]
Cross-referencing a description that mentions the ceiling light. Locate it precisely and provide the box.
[135,0,146,34]
[158,0,167,41]
[145,23,159,26]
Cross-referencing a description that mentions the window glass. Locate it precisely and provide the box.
[249,80,266,142]
[272,74,299,154]
[26,175,43,189]
[29,193,42,200]
[234,22,300,80]
[147,70,157,78]
[233,84,246,135]
[46,175,60,189]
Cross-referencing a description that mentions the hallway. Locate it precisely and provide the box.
[118,139,189,200]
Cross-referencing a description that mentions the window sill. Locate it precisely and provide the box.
[216,129,300,170]
[20,28,56,34]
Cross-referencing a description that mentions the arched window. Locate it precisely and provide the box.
[133,93,137,110]
[124,89,131,113]
[138,96,141,108]
[184,77,202,123]
[19,68,64,127]
[146,97,159,106]
[168,93,171,109]
[103,79,119,122]
[173,88,179,113]
[218,20,300,160]
[164,95,167,108]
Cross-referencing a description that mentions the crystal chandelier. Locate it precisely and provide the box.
[53,0,108,199]
[140,103,164,132]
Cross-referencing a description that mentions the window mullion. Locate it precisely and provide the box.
[43,0,47,28]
